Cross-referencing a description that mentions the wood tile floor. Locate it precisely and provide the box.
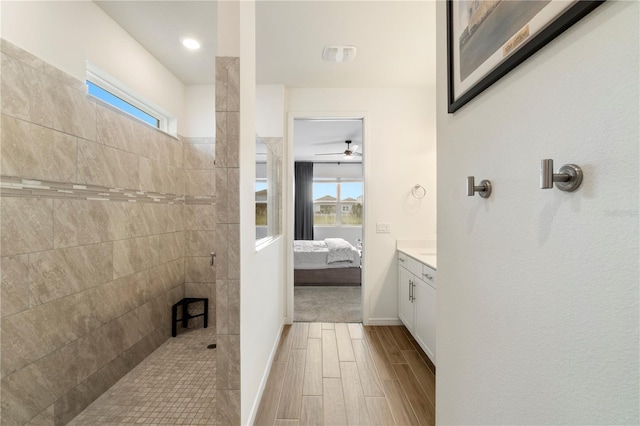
[255,323,435,426]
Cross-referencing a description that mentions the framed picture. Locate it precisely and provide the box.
[447,0,605,113]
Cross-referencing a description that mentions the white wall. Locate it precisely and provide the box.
[183,85,216,137]
[287,88,437,323]
[313,162,362,179]
[256,85,285,137]
[314,226,361,245]
[241,237,285,424]
[1,1,185,126]
[238,3,287,425]
[436,1,639,423]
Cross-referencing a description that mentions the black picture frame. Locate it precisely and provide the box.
[447,0,605,113]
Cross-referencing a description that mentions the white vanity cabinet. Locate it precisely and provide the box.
[397,256,414,331]
[397,251,436,364]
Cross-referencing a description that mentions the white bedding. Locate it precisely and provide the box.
[294,239,361,270]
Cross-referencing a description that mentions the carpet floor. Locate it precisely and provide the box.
[294,285,362,323]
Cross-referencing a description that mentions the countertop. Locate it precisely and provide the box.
[397,247,437,270]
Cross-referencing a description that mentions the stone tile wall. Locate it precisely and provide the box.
[215,56,241,425]
[0,40,215,425]
[183,136,216,328]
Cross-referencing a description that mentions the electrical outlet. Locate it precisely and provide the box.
[376,222,391,233]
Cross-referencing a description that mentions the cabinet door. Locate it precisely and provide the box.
[413,277,436,364]
[398,266,414,332]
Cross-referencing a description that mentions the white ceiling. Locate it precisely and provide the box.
[256,1,436,88]
[95,1,436,88]
[294,119,363,163]
[94,1,435,160]
[95,1,217,85]
[258,1,434,162]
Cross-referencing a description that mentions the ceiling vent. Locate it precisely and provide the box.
[322,46,357,63]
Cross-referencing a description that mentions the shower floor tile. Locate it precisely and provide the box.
[70,328,217,425]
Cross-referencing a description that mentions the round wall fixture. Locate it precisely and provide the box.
[322,46,356,63]
[411,184,426,199]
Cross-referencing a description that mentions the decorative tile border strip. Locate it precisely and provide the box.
[0,176,214,205]
[185,195,216,205]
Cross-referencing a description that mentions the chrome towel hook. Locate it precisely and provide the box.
[540,159,583,192]
[466,176,492,198]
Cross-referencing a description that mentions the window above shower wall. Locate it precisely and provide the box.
[94,1,218,137]
[86,64,174,132]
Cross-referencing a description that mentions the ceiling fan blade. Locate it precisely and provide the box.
[351,145,359,153]
[312,140,345,146]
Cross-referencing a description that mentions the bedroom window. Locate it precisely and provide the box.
[313,181,362,226]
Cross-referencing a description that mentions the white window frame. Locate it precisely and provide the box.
[86,62,176,135]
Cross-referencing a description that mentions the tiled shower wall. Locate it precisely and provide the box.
[214,57,241,425]
[0,40,215,425]
[183,135,217,327]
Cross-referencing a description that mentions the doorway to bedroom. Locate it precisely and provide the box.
[291,117,364,323]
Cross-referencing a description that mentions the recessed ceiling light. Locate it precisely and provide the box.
[181,37,201,50]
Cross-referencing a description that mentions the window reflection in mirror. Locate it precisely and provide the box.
[256,135,282,243]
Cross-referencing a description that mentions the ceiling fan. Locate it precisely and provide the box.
[315,140,362,160]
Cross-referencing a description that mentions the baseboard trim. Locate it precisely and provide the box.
[247,320,285,425]
[365,318,403,326]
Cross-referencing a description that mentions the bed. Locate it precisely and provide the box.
[294,238,361,286]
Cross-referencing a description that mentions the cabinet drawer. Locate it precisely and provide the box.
[420,264,437,289]
[406,256,423,277]
[398,252,408,266]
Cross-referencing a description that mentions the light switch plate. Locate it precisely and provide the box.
[376,222,391,233]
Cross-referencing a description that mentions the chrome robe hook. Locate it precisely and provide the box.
[466,176,492,198]
[540,159,583,192]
